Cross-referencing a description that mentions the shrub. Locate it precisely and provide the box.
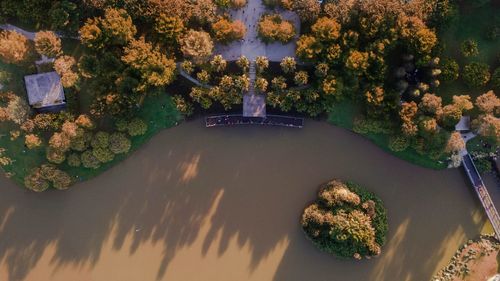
[25,134,42,149]
[67,153,81,167]
[388,135,410,152]
[258,14,296,44]
[294,71,309,86]
[81,150,101,169]
[24,168,49,192]
[173,95,194,116]
[52,170,72,190]
[127,118,147,136]
[280,56,296,74]
[463,62,490,88]
[91,131,110,149]
[70,131,91,152]
[92,147,114,163]
[255,56,269,73]
[115,119,129,132]
[109,133,131,154]
[460,39,479,57]
[46,147,66,164]
[474,158,492,174]
[212,18,246,43]
[440,58,459,81]
[236,55,250,71]
[301,179,388,259]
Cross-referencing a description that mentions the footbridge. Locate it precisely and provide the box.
[463,154,500,239]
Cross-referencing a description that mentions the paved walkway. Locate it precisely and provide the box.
[214,3,299,62]
[176,63,211,89]
[0,23,79,40]
[243,61,266,117]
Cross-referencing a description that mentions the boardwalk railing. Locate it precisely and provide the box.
[463,154,500,240]
[206,114,303,128]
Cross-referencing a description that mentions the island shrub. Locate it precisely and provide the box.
[257,14,296,44]
[301,179,388,259]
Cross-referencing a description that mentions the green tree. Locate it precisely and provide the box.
[463,62,490,88]
[34,31,62,58]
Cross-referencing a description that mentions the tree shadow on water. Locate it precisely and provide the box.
[0,121,488,281]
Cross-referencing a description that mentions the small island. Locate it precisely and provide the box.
[301,179,388,259]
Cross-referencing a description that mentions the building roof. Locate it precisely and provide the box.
[24,71,65,108]
[455,116,471,131]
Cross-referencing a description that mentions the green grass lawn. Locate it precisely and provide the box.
[1,91,181,187]
[327,101,447,170]
[62,93,181,183]
[437,3,499,104]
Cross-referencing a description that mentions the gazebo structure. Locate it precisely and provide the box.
[24,71,66,112]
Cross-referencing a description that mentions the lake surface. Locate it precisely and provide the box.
[0,119,487,281]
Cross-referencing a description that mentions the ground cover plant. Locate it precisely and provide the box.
[301,179,388,259]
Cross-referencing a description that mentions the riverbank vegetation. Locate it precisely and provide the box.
[0,0,498,191]
[301,179,388,259]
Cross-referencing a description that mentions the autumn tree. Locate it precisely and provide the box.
[311,17,341,42]
[296,35,323,61]
[280,57,296,74]
[255,56,269,73]
[212,18,246,43]
[475,90,500,114]
[154,14,185,44]
[419,93,442,115]
[399,101,418,136]
[291,0,320,23]
[210,55,227,73]
[122,37,176,90]
[191,0,217,25]
[474,114,500,143]
[80,8,137,49]
[180,29,214,64]
[34,31,62,58]
[445,131,465,153]
[0,30,32,64]
[258,14,296,44]
[346,50,369,73]
[54,55,79,87]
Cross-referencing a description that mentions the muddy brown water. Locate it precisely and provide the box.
[0,120,487,281]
